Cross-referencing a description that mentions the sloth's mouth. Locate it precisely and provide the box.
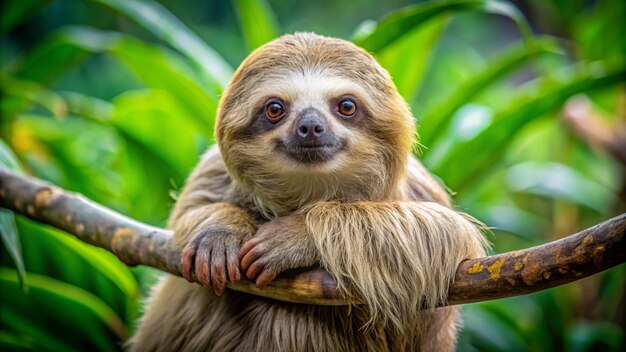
[276,140,345,164]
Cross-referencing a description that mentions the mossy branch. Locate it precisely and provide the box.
[0,168,624,306]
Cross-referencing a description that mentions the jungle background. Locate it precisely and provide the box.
[0,0,625,351]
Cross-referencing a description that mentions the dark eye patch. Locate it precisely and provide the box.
[328,95,368,127]
[232,104,290,140]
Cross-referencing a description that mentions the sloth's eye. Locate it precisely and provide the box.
[338,99,356,117]
[265,101,285,122]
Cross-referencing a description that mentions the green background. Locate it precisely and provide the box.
[1,0,624,351]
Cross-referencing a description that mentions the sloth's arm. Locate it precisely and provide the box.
[241,200,487,330]
[306,201,488,330]
[170,146,257,295]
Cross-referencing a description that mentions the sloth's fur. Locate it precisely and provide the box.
[131,32,488,352]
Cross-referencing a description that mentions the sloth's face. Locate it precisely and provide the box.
[216,34,415,207]
[240,72,373,169]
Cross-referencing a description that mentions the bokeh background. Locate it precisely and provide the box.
[1,0,625,351]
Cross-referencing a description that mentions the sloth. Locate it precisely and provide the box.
[131,32,487,352]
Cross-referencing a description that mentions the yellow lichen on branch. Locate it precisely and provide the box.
[487,258,505,280]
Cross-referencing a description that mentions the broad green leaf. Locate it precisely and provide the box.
[506,162,614,213]
[117,136,182,225]
[91,0,233,89]
[353,0,531,53]
[0,140,27,291]
[12,26,218,126]
[0,77,67,118]
[566,321,624,352]
[376,15,448,101]
[460,303,528,351]
[13,110,175,225]
[428,61,626,193]
[15,218,139,324]
[130,266,162,298]
[0,138,23,174]
[0,327,71,352]
[6,77,206,183]
[0,329,40,351]
[0,268,126,352]
[59,91,114,122]
[25,89,193,223]
[89,30,219,126]
[598,266,626,321]
[0,211,25,291]
[572,0,626,62]
[471,204,550,240]
[0,0,51,34]
[232,0,280,51]
[12,114,122,203]
[418,37,562,147]
[9,29,94,85]
[13,112,180,225]
[111,89,208,175]
[41,92,182,224]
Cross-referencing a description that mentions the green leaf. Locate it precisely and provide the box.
[573,0,626,62]
[15,218,139,324]
[12,26,218,126]
[12,112,178,225]
[418,37,562,147]
[9,28,101,84]
[0,138,23,174]
[0,329,40,351]
[0,0,51,34]
[471,205,550,240]
[506,162,615,213]
[90,0,233,88]
[353,0,532,53]
[232,0,280,51]
[0,77,67,118]
[567,321,624,352]
[58,74,210,188]
[111,89,208,175]
[376,15,448,101]
[59,91,114,122]
[428,61,626,193]
[0,327,71,352]
[0,268,126,352]
[117,136,182,225]
[460,303,528,351]
[0,140,27,291]
[12,114,123,203]
[0,209,26,291]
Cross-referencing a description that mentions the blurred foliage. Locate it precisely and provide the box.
[0,0,625,351]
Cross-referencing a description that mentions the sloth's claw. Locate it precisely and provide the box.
[255,270,278,288]
[239,237,298,288]
[180,228,243,295]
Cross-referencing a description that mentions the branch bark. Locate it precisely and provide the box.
[0,167,624,306]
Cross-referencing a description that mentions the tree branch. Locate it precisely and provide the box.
[0,167,624,306]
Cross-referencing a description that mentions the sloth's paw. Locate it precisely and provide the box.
[239,214,318,288]
[181,228,245,295]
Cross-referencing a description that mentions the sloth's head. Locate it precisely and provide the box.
[216,32,416,216]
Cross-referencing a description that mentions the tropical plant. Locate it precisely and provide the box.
[1,0,624,351]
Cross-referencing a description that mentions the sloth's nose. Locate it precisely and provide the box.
[295,109,327,145]
[297,118,325,139]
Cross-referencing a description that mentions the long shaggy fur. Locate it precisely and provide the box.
[131,32,488,352]
[306,201,485,331]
